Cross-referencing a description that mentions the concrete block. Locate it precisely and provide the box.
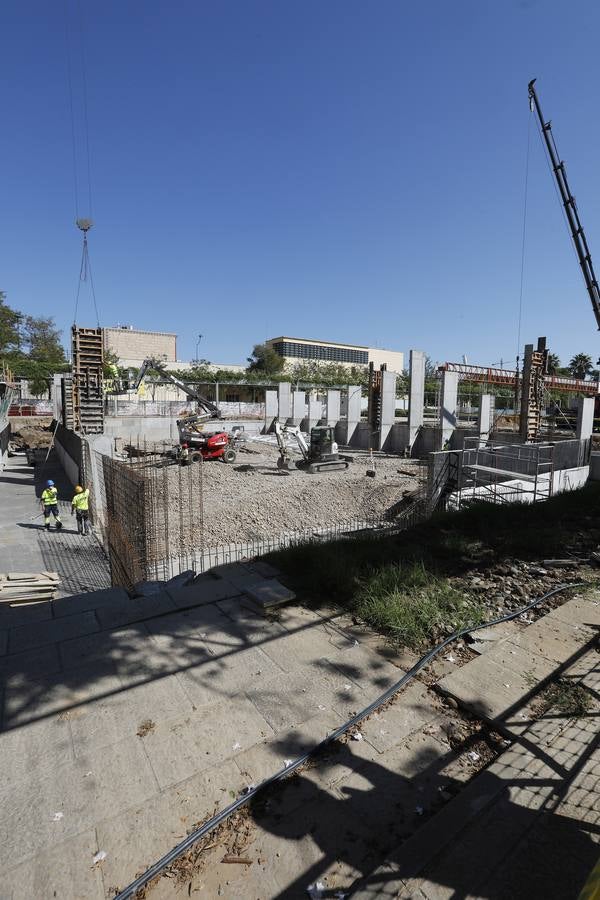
[326,390,341,426]
[477,394,494,444]
[7,609,100,655]
[140,697,274,789]
[250,560,281,579]
[589,452,600,481]
[264,390,277,432]
[291,391,306,426]
[307,399,321,432]
[278,381,292,420]
[344,385,362,445]
[408,350,426,450]
[379,370,397,450]
[243,579,296,608]
[440,369,459,448]
[576,396,595,441]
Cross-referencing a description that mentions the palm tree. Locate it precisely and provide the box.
[568,353,593,380]
[547,352,561,374]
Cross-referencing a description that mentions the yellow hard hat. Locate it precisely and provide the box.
[75,485,83,493]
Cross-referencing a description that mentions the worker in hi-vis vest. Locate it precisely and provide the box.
[41,480,62,531]
[71,485,90,536]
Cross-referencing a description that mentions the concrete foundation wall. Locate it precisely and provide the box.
[54,424,82,487]
[104,416,264,442]
[0,421,10,471]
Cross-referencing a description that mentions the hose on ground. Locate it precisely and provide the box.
[115,580,585,899]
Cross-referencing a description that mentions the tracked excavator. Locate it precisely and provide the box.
[133,358,240,463]
[273,420,350,474]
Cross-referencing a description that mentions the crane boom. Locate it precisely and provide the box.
[133,357,221,419]
[528,78,600,330]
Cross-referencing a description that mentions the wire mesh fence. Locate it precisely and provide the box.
[81,436,429,588]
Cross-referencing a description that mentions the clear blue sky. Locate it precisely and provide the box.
[2,1,600,370]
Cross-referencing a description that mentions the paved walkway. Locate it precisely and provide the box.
[0,450,110,595]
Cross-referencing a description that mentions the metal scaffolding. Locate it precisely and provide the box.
[455,438,555,507]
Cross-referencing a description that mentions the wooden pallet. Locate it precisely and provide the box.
[0,572,60,604]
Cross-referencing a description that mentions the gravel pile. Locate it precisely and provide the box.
[165,445,423,547]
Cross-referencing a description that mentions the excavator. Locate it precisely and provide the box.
[133,358,240,463]
[273,420,350,474]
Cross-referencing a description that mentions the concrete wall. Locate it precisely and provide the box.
[0,421,10,471]
[54,424,82,487]
[104,416,263,442]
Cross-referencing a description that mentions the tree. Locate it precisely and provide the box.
[0,291,22,356]
[103,348,121,378]
[247,343,285,375]
[21,315,66,365]
[568,353,593,380]
[546,353,561,375]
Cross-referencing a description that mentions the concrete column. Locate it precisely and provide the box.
[326,390,340,427]
[440,370,459,449]
[264,390,278,433]
[307,399,321,433]
[477,394,494,445]
[344,385,361,445]
[378,370,397,450]
[408,350,426,450]
[278,382,292,421]
[291,391,306,426]
[576,397,595,441]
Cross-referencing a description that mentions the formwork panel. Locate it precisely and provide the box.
[72,326,104,433]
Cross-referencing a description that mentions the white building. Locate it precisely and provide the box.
[265,336,404,373]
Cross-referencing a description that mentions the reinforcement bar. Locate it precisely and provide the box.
[115,581,583,899]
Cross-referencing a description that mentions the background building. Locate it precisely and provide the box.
[102,326,177,368]
[265,336,404,372]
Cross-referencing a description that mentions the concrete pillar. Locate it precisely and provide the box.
[576,397,595,441]
[378,370,397,450]
[408,350,426,450]
[344,385,361,445]
[278,382,292,421]
[326,390,340,427]
[264,390,278,433]
[307,399,321,433]
[440,370,459,449]
[477,394,494,445]
[291,391,306,426]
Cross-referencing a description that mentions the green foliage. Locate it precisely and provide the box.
[0,291,21,355]
[288,361,368,387]
[247,343,286,375]
[540,679,593,717]
[568,353,593,380]
[547,352,561,374]
[103,348,121,378]
[21,315,66,364]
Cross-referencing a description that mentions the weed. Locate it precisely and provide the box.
[541,679,593,718]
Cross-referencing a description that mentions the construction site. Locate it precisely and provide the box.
[2,17,600,900]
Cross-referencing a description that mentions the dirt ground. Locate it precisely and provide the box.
[164,442,424,547]
[8,419,54,450]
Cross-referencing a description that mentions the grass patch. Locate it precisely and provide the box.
[353,562,485,649]
[269,482,600,648]
[540,679,593,718]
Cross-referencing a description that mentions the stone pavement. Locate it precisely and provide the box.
[0,450,110,595]
[351,598,600,900]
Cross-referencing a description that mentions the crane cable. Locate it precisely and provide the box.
[516,105,532,361]
[65,0,100,326]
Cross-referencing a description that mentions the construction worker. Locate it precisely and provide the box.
[71,484,90,536]
[179,443,190,466]
[41,479,62,531]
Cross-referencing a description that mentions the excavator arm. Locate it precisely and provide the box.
[528,79,600,330]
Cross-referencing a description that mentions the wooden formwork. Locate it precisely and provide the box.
[72,326,104,433]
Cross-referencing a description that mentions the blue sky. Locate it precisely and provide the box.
[2,1,600,369]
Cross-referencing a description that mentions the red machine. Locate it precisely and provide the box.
[188,430,236,463]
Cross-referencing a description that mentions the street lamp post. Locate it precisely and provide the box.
[195,334,203,365]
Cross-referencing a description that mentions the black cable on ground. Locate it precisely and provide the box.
[114,581,584,899]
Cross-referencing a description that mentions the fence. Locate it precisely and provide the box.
[82,437,428,588]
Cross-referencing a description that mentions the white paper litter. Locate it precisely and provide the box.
[92,851,107,865]
[415,805,424,815]
[445,654,456,663]
[232,741,242,751]
[307,882,326,899]
[284,759,293,768]
[83,771,93,778]
[343,684,352,690]
[351,732,363,741]
[467,751,481,763]
[241,784,256,795]
[52,812,64,822]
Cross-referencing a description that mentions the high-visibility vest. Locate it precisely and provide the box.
[41,487,58,506]
[72,489,90,511]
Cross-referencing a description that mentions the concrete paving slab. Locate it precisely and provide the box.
[0,732,158,871]
[2,659,122,728]
[549,595,600,628]
[96,760,243,892]
[0,828,105,900]
[7,609,100,655]
[0,641,61,680]
[167,577,243,609]
[0,600,53,630]
[257,621,355,673]
[361,684,441,754]
[59,621,152,671]
[0,629,7,656]
[323,642,404,695]
[141,697,274,790]
[69,673,194,755]
[52,585,130,618]
[94,589,177,631]
[176,644,284,709]
[249,560,281,578]
[0,713,75,793]
[244,578,296,608]
[507,615,596,665]
[246,669,332,731]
